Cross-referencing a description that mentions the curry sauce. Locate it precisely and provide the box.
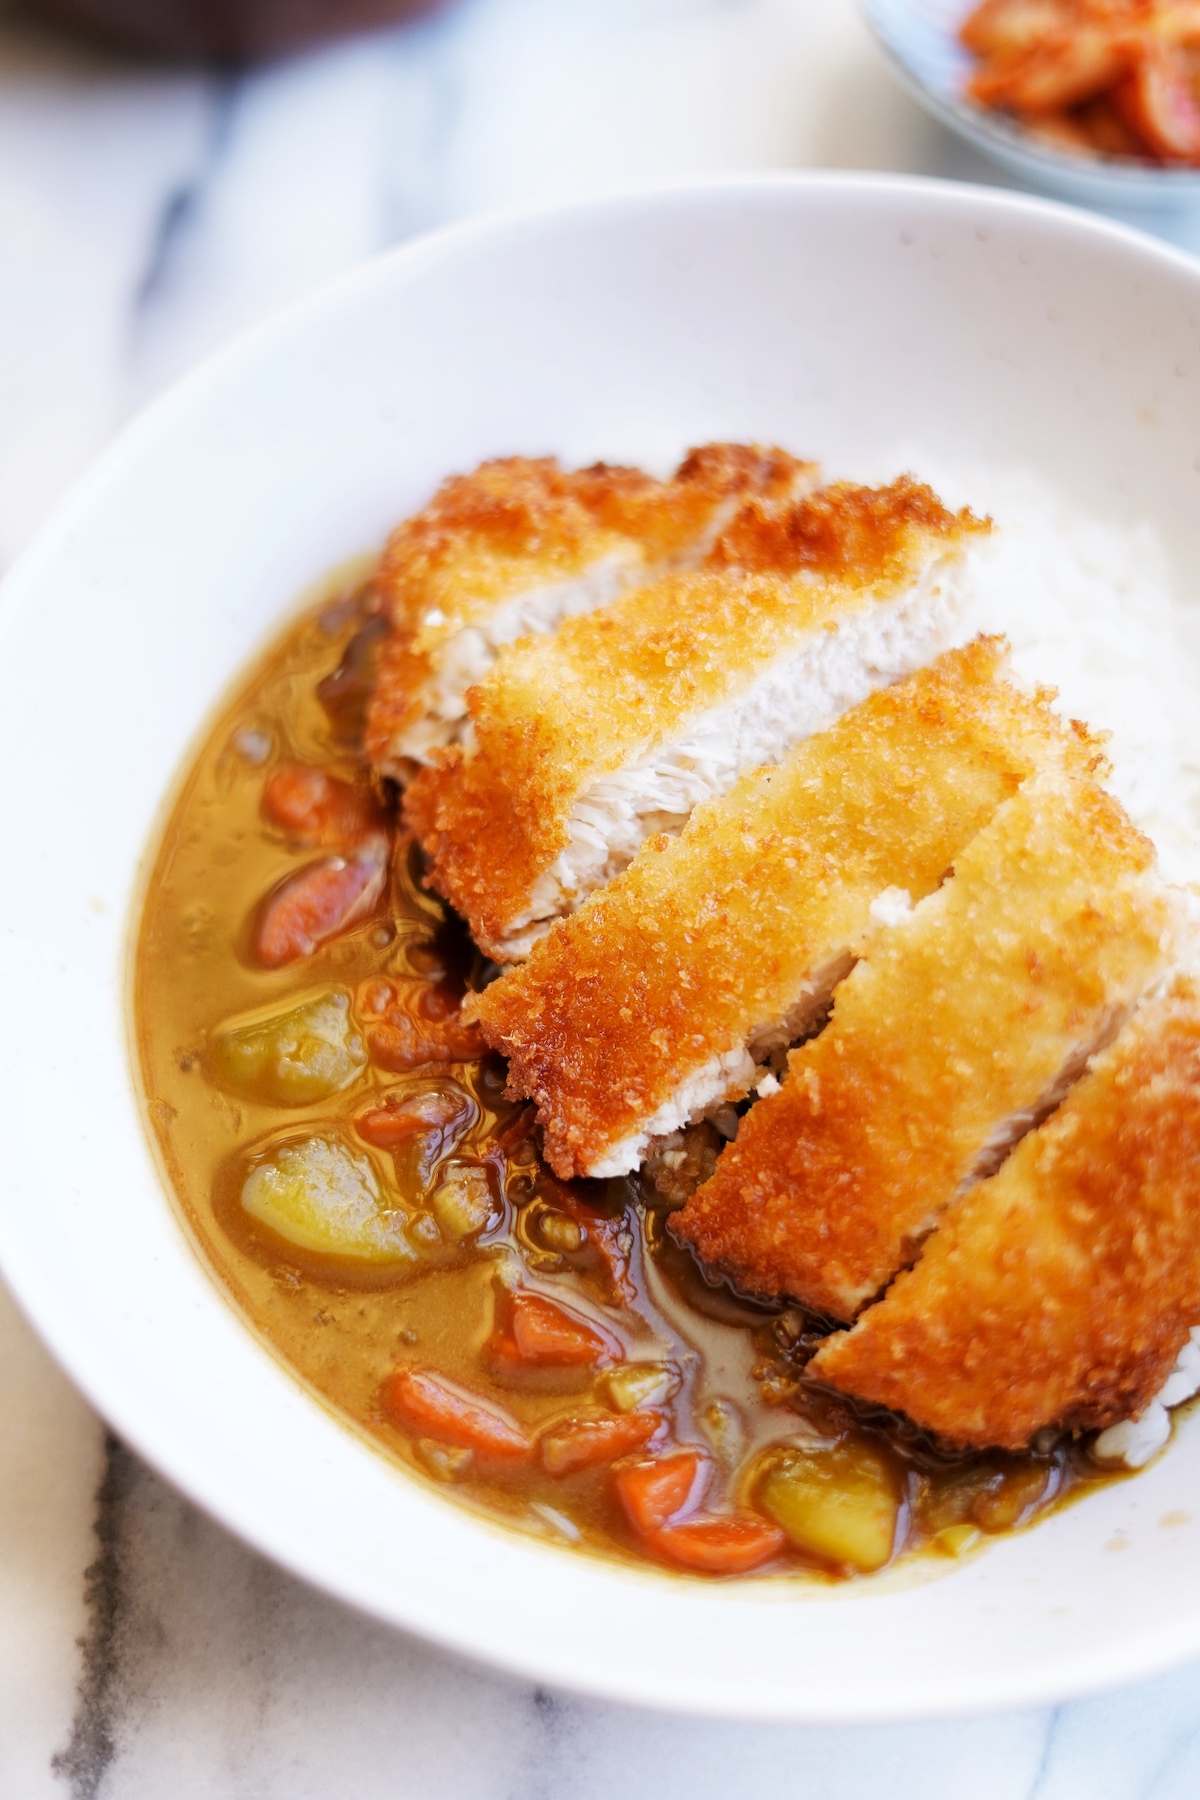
[133,571,1124,1580]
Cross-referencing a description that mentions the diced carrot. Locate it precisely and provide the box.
[356,1088,471,1150]
[254,833,388,967]
[368,1004,485,1070]
[357,979,397,1017]
[418,982,466,1021]
[501,1290,620,1368]
[262,764,378,846]
[540,1410,663,1477]
[492,1106,539,1158]
[356,1108,428,1149]
[1114,46,1200,162]
[385,1366,531,1459]
[649,1515,786,1575]
[316,611,390,745]
[573,1206,636,1305]
[613,1449,710,1535]
[538,1173,636,1304]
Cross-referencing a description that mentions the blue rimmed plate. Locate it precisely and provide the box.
[863,0,1200,210]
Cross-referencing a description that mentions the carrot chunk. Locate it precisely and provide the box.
[355,1107,432,1149]
[357,978,397,1017]
[537,1173,636,1304]
[614,1449,711,1535]
[367,1004,485,1070]
[490,1290,620,1371]
[385,1367,531,1459]
[492,1105,538,1158]
[356,1088,472,1150]
[254,833,388,967]
[418,982,466,1021]
[649,1515,786,1575]
[262,763,378,847]
[540,1409,663,1477]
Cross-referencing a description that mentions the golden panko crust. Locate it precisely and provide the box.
[364,634,439,774]
[672,770,1176,1322]
[364,457,632,768]
[810,979,1200,1450]
[377,456,629,651]
[405,479,985,954]
[364,447,818,770]
[710,473,988,577]
[476,640,1101,1178]
[580,443,817,552]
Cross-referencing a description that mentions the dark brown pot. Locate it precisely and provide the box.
[22,0,444,61]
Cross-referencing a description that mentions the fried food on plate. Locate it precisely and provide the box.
[810,978,1200,1450]
[406,479,989,960]
[475,640,1100,1179]
[672,768,1186,1321]
[961,0,1200,165]
[364,446,816,771]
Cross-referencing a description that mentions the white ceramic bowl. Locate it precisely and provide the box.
[864,0,1200,211]
[4,174,1200,1722]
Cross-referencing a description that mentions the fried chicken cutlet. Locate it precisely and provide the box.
[365,445,817,770]
[672,768,1186,1321]
[407,479,989,960]
[473,640,1098,1178]
[810,978,1200,1451]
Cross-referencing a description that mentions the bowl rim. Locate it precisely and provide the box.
[6,170,1200,1722]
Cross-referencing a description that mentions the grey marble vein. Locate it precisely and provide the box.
[131,79,237,321]
[1023,1665,1200,1800]
[45,1430,1200,1796]
[52,1439,134,1800]
[39,1438,1086,1800]
[0,10,212,568]
[1025,1705,1063,1800]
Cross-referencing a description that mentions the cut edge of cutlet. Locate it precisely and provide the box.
[474,637,1107,1181]
[581,946,858,1180]
[807,968,1200,1452]
[670,766,1188,1323]
[406,480,993,961]
[365,446,822,773]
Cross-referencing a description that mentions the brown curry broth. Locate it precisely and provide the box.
[134,576,1117,1576]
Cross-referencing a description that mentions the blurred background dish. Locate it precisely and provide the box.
[19,0,442,59]
[863,0,1200,207]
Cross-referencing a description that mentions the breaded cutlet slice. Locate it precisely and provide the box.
[672,769,1184,1322]
[406,479,988,960]
[474,640,1099,1179]
[809,977,1200,1451]
[365,445,816,770]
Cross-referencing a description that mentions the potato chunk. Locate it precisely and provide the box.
[241,1134,417,1264]
[599,1363,679,1413]
[428,1165,495,1241]
[757,1441,901,1573]
[211,989,366,1105]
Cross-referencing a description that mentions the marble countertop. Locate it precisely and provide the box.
[6,1,1200,1793]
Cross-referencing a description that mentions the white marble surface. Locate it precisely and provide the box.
[7,0,1200,1792]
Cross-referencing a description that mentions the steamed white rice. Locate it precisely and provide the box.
[934,467,1200,884]
[909,466,1200,1464]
